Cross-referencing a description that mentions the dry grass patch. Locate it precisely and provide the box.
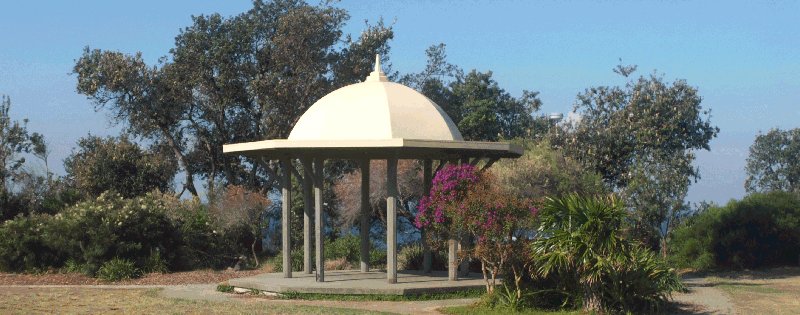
[0,287,383,314]
[707,267,800,315]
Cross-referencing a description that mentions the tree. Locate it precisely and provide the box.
[333,160,423,232]
[64,135,177,198]
[415,164,536,295]
[401,44,544,141]
[557,65,719,253]
[490,141,606,199]
[745,128,800,194]
[73,0,394,196]
[208,185,271,266]
[0,95,39,194]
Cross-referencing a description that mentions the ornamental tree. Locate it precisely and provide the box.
[415,164,537,294]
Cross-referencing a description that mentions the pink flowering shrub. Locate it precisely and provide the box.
[416,164,538,294]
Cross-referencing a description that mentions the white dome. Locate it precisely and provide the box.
[288,56,463,141]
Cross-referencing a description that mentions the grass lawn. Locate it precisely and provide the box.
[440,305,581,315]
[0,287,385,314]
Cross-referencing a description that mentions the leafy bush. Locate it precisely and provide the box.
[671,191,800,270]
[326,234,361,263]
[0,190,259,277]
[97,258,141,281]
[269,249,305,272]
[64,135,177,199]
[397,243,447,271]
[600,246,683,313]
[48,192,183,275]
[0,214,64,272]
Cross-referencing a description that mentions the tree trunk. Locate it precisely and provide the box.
[582,282,602,312]
[251,238,260,267]
[159,126,198,197]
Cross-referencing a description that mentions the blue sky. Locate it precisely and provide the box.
[1,1,798,204]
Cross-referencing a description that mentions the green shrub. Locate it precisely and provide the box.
[397,243,447,271]
[216,283,234,293]
[143,250,169,274]
[0,214,64,272]
[369,248,387,268]
[601,247,684,313]
[48,192,183,275]
[97,258,141,281]
[671,191,800,270]
[325,234,361,262]
[270,249,305,272]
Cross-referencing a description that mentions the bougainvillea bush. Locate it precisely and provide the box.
[416,164,538,295]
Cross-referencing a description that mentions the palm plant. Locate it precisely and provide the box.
[532,194,628,311]
[532,194,682,313]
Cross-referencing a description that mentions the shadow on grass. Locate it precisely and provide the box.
[682,266,800,281]
[664,301,716,315]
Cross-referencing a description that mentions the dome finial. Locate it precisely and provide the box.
[366,54,388,82]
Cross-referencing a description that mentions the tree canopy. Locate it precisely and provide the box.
[401,44,544,141]
[745,128,800,194]
[64,135,177,198]
[557,65,719,252]
[73,0,394,196]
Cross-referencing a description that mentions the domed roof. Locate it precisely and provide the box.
[288,56,464,141]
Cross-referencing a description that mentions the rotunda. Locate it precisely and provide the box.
[224,55,522,284]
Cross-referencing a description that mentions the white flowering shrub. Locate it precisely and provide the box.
[0,191,243,275]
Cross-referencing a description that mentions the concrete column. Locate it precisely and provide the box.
[301,158,313,274]
[448,238,458,281]
[386,158,398,284]
[459,236,470,276]
[422,159,433,273]
[280,159,292,278]
[314,158,325,282]
[359,159,370,272]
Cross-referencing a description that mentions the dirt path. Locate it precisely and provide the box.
[671,277,736,315]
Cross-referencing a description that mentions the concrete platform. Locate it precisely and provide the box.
[227,270,487,295]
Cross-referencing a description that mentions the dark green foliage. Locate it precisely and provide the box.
[671,191,800,270]
[325,234,361,263]
[397,243,447,271]
[0,214,64,272]
[97,258,141,281]
[64,135,177,198]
